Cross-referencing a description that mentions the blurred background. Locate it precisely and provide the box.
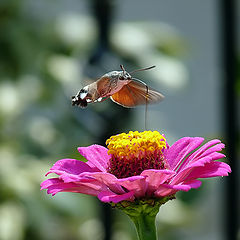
[0,0,239,239]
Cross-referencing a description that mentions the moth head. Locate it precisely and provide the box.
[118,71,132,81]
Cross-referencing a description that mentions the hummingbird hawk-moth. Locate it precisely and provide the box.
[72,65,164,108]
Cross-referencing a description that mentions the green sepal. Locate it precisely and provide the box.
[111,196,175,240]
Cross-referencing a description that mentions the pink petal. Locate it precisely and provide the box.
[98,190,135,203]
[171,151,230,184]
[160,183,192,191]
[59,173,95,183]
[154,187,177,197]
[46,158,94,176]
[47,182,102,196]
[204,152,226,161]
[115,176,147,198]
[141,169,176,195]
[178,140,225,172]
[155,179,202,197]
[186,161,231,179]
[169,156,213,185]
[81,172,125,194]
[184,179,202,188]
[165,137,204,170]
[199,143,225,158]
[78,145,110,172]
[41,178,108,196]
[188,139,222,160]
[40,178,60,190]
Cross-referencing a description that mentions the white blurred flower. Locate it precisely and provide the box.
[111,23,153,55]
[55,14,96,47]
[112,231,132,240]
[28,117,58,147]
[78,219,104,240]
[0,202,25,240]
[140,54,188,91]
[47,55,82,86]
[18,75,43,103]
[136,22,184,52]
[0,81,20,116]
[0,148,35,195]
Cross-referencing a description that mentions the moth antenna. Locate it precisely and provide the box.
[130,65,156,74]
[120,64,126,74]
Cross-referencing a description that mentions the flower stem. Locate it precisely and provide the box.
[129,211,157,240]
[113,197,174,240]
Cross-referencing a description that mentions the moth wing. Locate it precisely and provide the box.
[96,76,112,96]
[110,80,164,108]
[85,76,112,102]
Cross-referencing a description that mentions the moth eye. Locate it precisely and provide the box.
[119,76,124,80]
[127,77,131,80]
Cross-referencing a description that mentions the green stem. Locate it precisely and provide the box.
[129,211,157,240]
[113,197,175,240]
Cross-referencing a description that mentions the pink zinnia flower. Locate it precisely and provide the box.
[41,131,231,203]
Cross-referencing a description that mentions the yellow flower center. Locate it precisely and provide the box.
[106,131,168,178]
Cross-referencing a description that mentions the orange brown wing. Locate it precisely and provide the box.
[110,80,164,108]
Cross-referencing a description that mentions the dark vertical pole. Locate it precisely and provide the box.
[220,0,238,239]
[89,1,114,240]
[89,0,114,64]
[92,0,112,49]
